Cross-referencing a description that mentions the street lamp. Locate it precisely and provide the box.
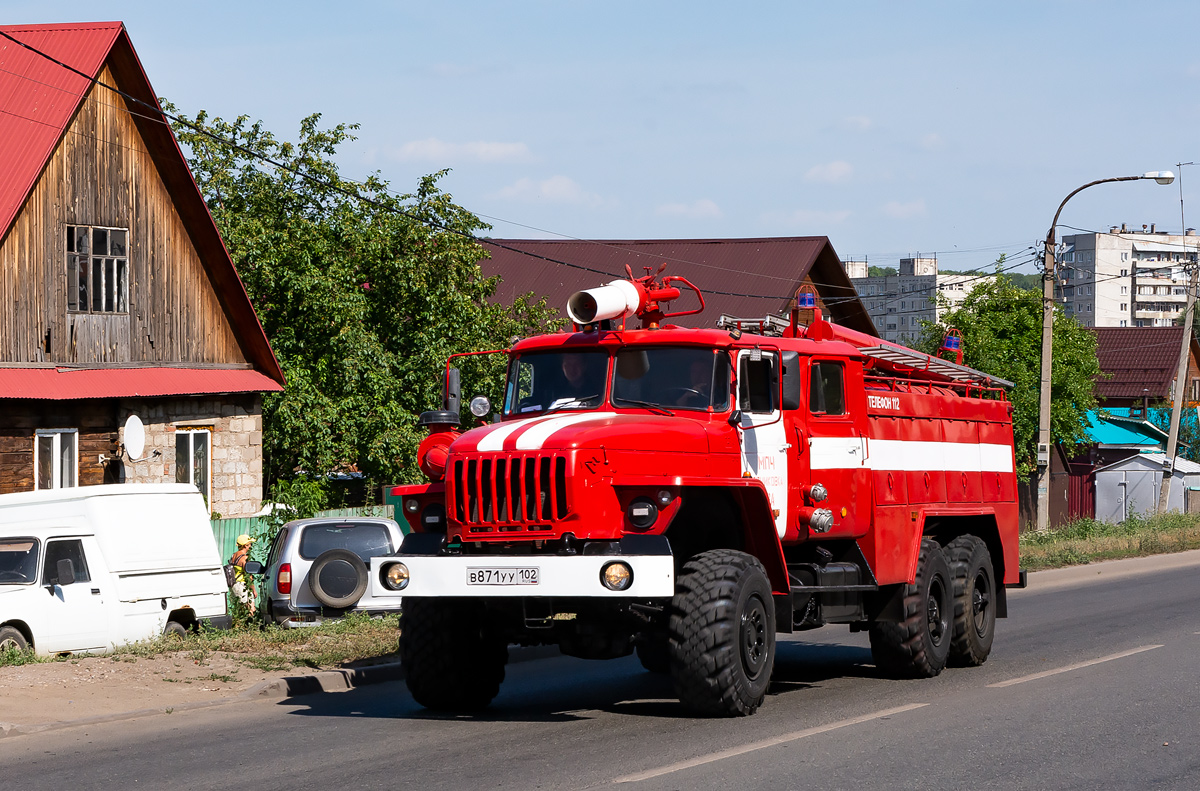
[1036,170,1175,533]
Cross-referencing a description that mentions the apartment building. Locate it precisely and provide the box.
[1060,224,1199,328]
[844,257,991,345]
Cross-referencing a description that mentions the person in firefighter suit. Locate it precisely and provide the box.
[230,534,258,617]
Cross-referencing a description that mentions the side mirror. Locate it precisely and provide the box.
[54,558,76,586]
[243,561,264,575]
[727,409,742,428]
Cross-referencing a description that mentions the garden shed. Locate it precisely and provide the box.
[1093,452,1200,524]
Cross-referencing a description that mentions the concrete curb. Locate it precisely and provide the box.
[0,644,561,739]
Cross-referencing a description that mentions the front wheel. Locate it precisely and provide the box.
[400,599,508,711]
[0,625,29,652]
[869,537,953,678]
[668,549,776,716]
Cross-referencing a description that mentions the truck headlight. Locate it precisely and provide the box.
[383,563,410,591]
[600,561,633,591]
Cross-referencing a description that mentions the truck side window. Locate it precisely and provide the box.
[43,539,91,584]
[266,528,288,569]
[738,356,775,413]
[810,362,846,415]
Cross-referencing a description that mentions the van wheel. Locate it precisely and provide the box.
[307,549,369,609]
[869,538,953,678]
[164,621,188,640]
[0,625,29,651]
[668,549,775,716]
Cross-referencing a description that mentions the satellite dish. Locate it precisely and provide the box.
[124,414,146,460]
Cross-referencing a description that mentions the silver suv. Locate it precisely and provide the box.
[256,517,405,627]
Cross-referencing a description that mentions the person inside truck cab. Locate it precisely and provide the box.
[554,352,602,408]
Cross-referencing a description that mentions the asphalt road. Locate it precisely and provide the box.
[3,556,1199,791]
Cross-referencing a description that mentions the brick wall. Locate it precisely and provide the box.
[118,394,264,517]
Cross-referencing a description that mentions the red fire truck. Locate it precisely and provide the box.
[370,270,1023,716]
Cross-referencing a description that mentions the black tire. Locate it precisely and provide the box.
[869,537,953,679]
[0,625,29,651]
[163,621,188,640]
[307,549,369,609]
[635,632,670,674]
[400,599,508,711]
[944,535,996,667]
[668,549,775,716]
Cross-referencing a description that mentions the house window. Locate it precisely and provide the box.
[66,226,128,313]
[175,428,211,509]
[1192,379,1200,402]
[1120,303,1127,311]
[34,429,77,490]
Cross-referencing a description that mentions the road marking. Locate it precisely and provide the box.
[987,645,1163,689]
[611,703,927,784]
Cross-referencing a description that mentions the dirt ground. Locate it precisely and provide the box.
[0,650,299,728]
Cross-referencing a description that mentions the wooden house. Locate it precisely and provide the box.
[0,22,285,516]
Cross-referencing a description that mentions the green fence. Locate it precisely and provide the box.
[210,504,396,562]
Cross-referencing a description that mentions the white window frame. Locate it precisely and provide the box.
[33,429,78,490]
[175,428,212,510]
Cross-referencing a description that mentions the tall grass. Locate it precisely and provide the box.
[0,611,400,670]
[1021,511,1200,570]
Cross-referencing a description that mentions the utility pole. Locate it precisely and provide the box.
[1037,171,1176,532]
[1157,162,1196,514]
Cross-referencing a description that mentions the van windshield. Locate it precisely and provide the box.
[0,539,39,584]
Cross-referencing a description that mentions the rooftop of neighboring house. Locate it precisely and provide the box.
[1092,327,1200,401]
[479,236,876,334]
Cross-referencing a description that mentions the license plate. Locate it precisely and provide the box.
[466,567,540,586]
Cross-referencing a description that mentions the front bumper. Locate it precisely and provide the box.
[370,552,675,598]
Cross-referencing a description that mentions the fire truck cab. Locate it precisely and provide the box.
[371,271,1023,716]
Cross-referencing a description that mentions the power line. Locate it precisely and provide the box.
[0,29,1052,312]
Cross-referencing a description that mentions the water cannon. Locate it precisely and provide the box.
[566,264,705,330]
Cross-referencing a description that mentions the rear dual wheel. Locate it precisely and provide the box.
[943,535,996,667]
[870,537,953,678]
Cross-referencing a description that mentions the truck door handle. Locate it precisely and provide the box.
[91,588,101,595]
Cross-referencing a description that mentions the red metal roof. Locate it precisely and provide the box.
[0,22,285,387]
[0,367,283,400]
[1093,326,1200,400]
[480,237,877,335]
[0,22,122,236]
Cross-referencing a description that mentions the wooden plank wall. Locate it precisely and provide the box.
[0,401,119,493]
[0,63,248,366]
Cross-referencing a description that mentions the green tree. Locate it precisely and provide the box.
[915,272,1100,477]
[165,108,560,501]
[868,265,898,277]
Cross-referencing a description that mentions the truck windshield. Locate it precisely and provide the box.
[504,350,610,415]
[613,347,731,411]
[0,538,39,585]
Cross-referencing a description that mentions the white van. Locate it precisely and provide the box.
[0,484,231,655]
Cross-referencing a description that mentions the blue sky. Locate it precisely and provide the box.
[11,2,1200,278]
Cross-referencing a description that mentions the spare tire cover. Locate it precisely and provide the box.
[307,548,369,608]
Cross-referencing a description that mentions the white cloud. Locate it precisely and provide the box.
[494,175,608,206]
[805,160,854,184]
[655,199,722,219]
[920,133,944,150]
[843,115,873,131]
[785,208,852,225]
[391,137,532,163]
[883,199,927,219]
